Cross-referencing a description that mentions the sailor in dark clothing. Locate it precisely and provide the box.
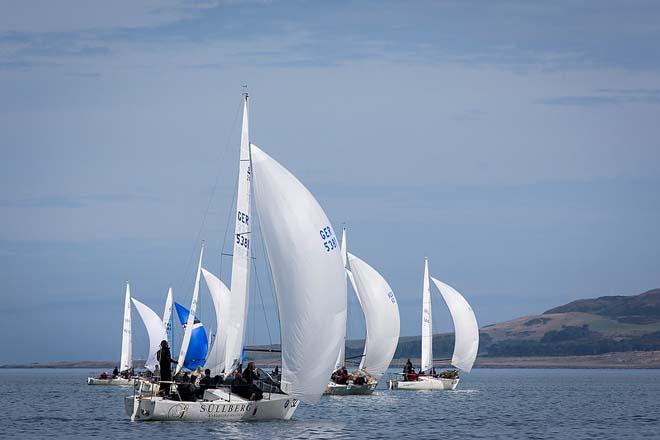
[156,340,176,395]
[197,369,215,398]
[242,362,259,384]
[112,366,119,378]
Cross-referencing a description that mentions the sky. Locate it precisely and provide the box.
[1,0,659,363]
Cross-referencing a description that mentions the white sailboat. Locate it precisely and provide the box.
[389,258,479,390]
[126,92,346,421]
[87,282,134,385]
[131,298,168,373]
[325,228,400,395]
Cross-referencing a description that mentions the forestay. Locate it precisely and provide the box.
[225,94,252,372]
[347,252,400,379]
[251,144,346,403]
[430,277,479,372]
[202,268,231,375]
[132,298,167,372]
[120,282,132,373]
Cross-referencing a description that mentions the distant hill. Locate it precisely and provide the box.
[344,288,660,361]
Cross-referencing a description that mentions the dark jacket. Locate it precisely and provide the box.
[157,346,173,381]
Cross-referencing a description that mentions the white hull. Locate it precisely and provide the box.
[126,388,298,421]
[323,381,377,396]
[87,377,132,386]
[388,376,459,391]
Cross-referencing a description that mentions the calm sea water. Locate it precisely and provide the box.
[2,368,659,439]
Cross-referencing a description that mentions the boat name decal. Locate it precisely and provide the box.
[199,403,251,415]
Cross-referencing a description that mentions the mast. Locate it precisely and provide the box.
[420,257,433,373]
[333,227,349,371]
[176,241,205,374]
[224,90,252,372]
[120,282,132,373]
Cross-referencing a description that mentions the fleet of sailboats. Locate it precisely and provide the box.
[90,91,482,421]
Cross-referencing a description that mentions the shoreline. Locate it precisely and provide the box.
[4,351,660,370]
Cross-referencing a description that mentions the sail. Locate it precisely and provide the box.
[431,277,479,372]
[176,243,205,374]
[251,144,346,403]
[202,268,231,375]
[347,252,400,379]
[332,227,349,372]
[225,93,252,372]
[174,302,209,371]
[120,282,132,373]
[162,287,173,342]
[131,298,167,372]
[421,258,433,372]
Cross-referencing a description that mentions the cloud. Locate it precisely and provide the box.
[539,88,660,106]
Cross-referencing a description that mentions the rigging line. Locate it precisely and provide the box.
[178,97,243,299]
[251,256,274,347]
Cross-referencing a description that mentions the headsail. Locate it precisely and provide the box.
[132,298,167,372]
[202,268,231,375]
[120,282,132,373]
[251,144,346,403]
[347,252,400,379]
[420,258,433,373]
[430,277,479,372]
[176,242,205,374]
[174,302,209,371]
[162,287,173,343]
[225,93,252,372]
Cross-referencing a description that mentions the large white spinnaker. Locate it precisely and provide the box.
[120,282,132,373]
[224,93,252,372]
[176,242,205,374]
[420,258,433,373]
[162,287,173,342]
[202,268,231,375]
[251,144,346,403]
[347,252,400,379]
[132,298,168,372]
[430,277,479,372]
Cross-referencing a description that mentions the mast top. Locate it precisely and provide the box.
[242,84,248,98]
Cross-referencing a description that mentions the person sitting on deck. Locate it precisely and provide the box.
[336,367,349,385]
[197,369,215,398]
[112,366,119,378]
[353,374,366,385]
[99,372,108,380]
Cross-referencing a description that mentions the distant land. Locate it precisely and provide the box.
[3,289,660,369]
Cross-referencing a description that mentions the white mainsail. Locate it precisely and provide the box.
[162,287,173,342]
[176,242,205,374]
[132,298,167,372]
[120,282,132,373]
[347,252,400,379]
[202,268,231,375]
[332,227,349,372]
[251,144,346,403]
[430,277,479,372]
[224,93,252,372]
[420,258,433,372]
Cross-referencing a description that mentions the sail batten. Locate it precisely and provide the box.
[120,283,132,373]
[430,277,479,372]
[132,298,167,372]
[225,94,252,372]
[251,144,346,403]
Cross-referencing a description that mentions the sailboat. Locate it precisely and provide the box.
[388,258,479,390]
[87,282,133,385]
[125,91,345,421]
[325,228,400,395]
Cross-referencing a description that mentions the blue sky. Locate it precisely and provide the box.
[1,0,659,363]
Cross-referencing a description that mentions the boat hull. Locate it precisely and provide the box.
[87,377,132,386]
[388,376,459,391]
[125,388,298,421]
[323,381,377,395]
